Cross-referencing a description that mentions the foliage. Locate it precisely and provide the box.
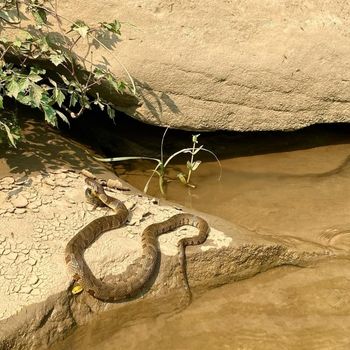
[0,0,135,147]
[0,109,20,147]
[95,127,222,196]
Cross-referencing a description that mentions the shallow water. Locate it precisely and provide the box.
[50,125,350,350]
[52,259,350,350]
[115,140,350,247]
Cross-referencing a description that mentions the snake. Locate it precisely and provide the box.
[65,177,210,302]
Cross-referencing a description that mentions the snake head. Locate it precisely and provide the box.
[85,187,105,207]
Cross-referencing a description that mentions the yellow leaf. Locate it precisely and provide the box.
[72,284,84,295]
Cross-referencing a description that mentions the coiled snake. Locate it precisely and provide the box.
[65,177,209,302]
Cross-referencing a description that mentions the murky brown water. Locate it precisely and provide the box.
[51,125,350,350]
[52,259,350,350]
[115,141,350,246]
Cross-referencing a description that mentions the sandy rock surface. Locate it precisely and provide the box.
[55,0,350,131]
[0,170,231,321]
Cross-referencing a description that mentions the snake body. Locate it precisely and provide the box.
[65,178,209,302]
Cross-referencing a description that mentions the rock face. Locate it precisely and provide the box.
[60,0,350,131]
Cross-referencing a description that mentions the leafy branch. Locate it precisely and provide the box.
[0,0,135,146]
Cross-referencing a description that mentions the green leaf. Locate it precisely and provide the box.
[71,20,90,38]
[55,89,65,107]
[13,39,22,48]
[177,173,187,185]
[30,84,43,107]
[56,111,70,126]
[69,91,78,107]
[16,92,31,105]
[42,103,57,126]
[28,71,43,83]
[30,67,46,75]
[93,67,105,80]
[48,78,57,88]
[0,95,3,109]
[49,53,65,66]
[59,74,70,85]
[0,121,19,148]
[32,8,47,26]
[107,74,126,93]
[18,78,29,92]
[7,79,20,98]
[106,104,115,119]
[93,94,105,110]
[192,134,200,144]
[116,80,126,92]
[191,160,202,171]
[100,20,121,35]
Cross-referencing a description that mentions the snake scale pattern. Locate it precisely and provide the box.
[65,177,209,302]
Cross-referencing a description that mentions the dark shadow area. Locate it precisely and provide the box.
[59,104,350,164]
[0,104,108,177]
[3,102,350,176]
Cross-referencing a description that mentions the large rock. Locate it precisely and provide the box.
[60,0,350,131]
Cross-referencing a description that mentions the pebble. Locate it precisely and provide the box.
[44,178,55,187]
[28,275,39,285]
[10,195,28,208]
[52,168,69,174]
[15,208,27,214]
[67,172,79,178]
[28,199,41,209]
[1,177,15,185]
[17,255,29,263]
[7,252,18,261]
[4,273,17,280]
[42,197,52,205]
[28,257,37,266]
[56,173,67,179]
